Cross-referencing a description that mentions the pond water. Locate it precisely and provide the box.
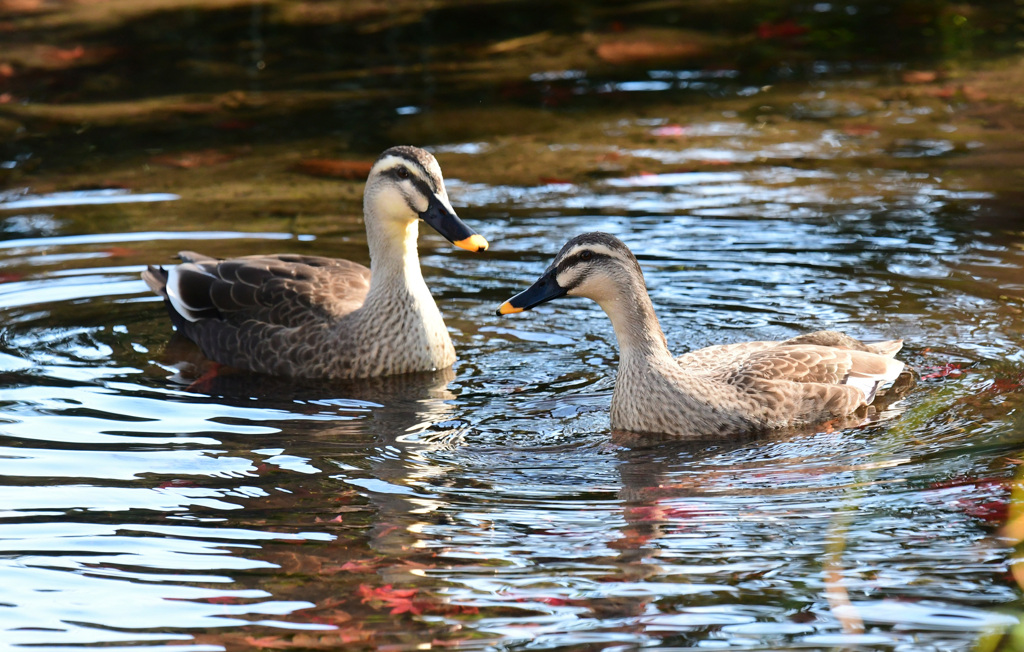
[3,2,1024,651]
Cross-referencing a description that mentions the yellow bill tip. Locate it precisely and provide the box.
[454,233,489,252]
[497,301,523,315]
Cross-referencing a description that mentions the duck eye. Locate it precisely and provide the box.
[396,167,410,180]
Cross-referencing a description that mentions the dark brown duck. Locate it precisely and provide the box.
[144,146,488,379]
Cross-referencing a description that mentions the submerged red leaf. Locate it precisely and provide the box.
[919,362,963,380]
[244,636,292,649]
[336,558,381,573]
[358,584,424,615]
[150,149,238,169]
[596,40,706,65]
[842,124,880,137]
[929,476,1011,524]
[756,19,808,40]
[651,124,688,137]
[902,70,939,84]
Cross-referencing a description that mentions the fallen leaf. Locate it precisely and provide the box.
[336,558,382,573]
[358,584,424,615]
[651,124,688,137]
[961,85,988,102]
[990,377,1024,393]
[902,70,938,84]
[929,86,957,99]
[537,597,568,606]
[358,584,417,602]
[841,124,880,137]
[919,362,963,380]
[244,636,291,649]
[150,149,238,169]
[204,596,242,604]
[307,608,353,625]
[596,40,705,65]
[930,476,1011,524]
[756,19,808,40]
[36,44,117,68]
[959,499,1008,522]
[1,0,45,13]
[50,45,85,62]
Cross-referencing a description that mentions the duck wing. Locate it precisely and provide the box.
[678,331,904,377]
[736,343,905,404]
[676,340,781,373]
[143,251,371,329]
[780,330,903,357]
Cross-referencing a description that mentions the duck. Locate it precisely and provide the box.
[143,145,488,380]
[497,232,906,437]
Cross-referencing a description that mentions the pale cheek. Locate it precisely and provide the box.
[376,187,418,221]
[568,277,594,297]
[409,191,429,214]
[556,270,578,290]
[570,278,618,305]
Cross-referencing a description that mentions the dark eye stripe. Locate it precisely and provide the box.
[385,158,437,193]
[388,165,438,196]
[407,174,436,200]
[555,251,609,276]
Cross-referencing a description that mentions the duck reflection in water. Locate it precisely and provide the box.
[154,344,465,564]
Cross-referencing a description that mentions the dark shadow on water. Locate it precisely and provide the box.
[3,1,1022,174]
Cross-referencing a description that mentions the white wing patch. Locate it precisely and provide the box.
[845,357,905,403]
[166,264,212,323]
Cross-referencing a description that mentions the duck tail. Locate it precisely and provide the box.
[142,266,169,296]
[846,351,906,404]
[867,339,903,358]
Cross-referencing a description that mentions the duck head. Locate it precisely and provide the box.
[498,232,644,315]
[364,146,488,253]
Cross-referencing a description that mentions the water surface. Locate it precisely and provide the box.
[2,1,1024,650]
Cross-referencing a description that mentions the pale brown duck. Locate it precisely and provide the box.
[498,232,906,437]
[144,146,488,379]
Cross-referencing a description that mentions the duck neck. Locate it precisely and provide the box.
[597,281,674,365]
[366,217,426,299]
